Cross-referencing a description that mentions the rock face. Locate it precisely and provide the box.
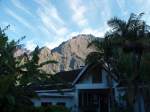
[38,34,97,73]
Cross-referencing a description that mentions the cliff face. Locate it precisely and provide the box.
[38,34,97,73]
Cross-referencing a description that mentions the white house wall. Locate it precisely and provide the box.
[37,91,75,97]
[32,68,118,112]
[79,72,92,83]
[32,91,75,110]
[102,69,109,84]
[32,96,75,110]
[75,69,110,90]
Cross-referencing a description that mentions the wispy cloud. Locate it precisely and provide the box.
[68,27,107,38]
[80,28,104,37]
[37,25,52,38]
[44,37,67,49]
[42,26,109,49]
[25,40,37,51]
[5,8,34,31]
[3,0,146,51]
[11,0,32,15]
[34,0,68,36]
[45,26,107,49]
[116,0,128,16]
[93,0,111,22]
[134,0,150,24]
[45,41,60,49]
[68,0,88,27]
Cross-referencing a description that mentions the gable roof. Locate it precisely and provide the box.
[30,63,119,91]
[72,63,101,85]
[55,69,82,83]
[72,63,119,85]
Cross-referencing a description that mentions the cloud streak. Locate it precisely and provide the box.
[5,8,34,31]
[3,0,147,51]
[11,0,32,15]
[34,0,68,36]
[68,0,88,27]
[67,27,107,38]
[26,40,37,51]
[116,0,128,16]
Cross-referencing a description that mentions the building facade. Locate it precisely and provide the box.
[31,63,146,112]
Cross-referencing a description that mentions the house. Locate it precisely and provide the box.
[31,63,119,112]
[31,63,146,112]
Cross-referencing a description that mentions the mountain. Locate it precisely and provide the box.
[15,34,101,73]
[38,34,99,73]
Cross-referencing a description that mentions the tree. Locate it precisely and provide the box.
[18,46,57,87]
[86,35,113,64]
[107,13,150,74]
[0,26,35,112]
[86,34,118,111]
[86,13,150,112]
[107,13,150,112]
[0,26,57,112]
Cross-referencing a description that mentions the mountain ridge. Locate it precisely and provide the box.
[38,34,97,73]
[17,34,103,74]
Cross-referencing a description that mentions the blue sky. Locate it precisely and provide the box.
[0,0,150,50]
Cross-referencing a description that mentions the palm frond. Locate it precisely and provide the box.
[107,17,127,33]
[87,38,103,51]
[85,51,103,64]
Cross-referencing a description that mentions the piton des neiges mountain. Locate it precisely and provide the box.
[16,34,102,73]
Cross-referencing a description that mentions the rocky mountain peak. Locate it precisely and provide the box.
[38,34,97,73]
[16,34,98,74]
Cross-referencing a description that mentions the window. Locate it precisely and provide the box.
[41,102,52,106]
[79,92,99,107]
[56,102,66,106]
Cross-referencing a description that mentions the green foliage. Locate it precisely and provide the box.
[107,13,146,41]
[0,75,34,112]
[0,26,57,112]
[86,37,113,65]
[86,13,150,111]
[85,51,103,64]
[107,12,150,80]
[0,26,8,48]
[18,46,57,86]
[108,13,150,110]
[117,52,133,78]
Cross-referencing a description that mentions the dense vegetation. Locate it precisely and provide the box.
[0,26,69,112]
[86,13,150,112]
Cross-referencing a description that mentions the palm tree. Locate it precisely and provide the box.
[108,13,150,73]
[107,13,150,112]
[86,13,150,112]
[86,35,119,111]
[86,35,113,63]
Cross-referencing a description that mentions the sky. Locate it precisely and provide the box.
[0,0,150,50]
